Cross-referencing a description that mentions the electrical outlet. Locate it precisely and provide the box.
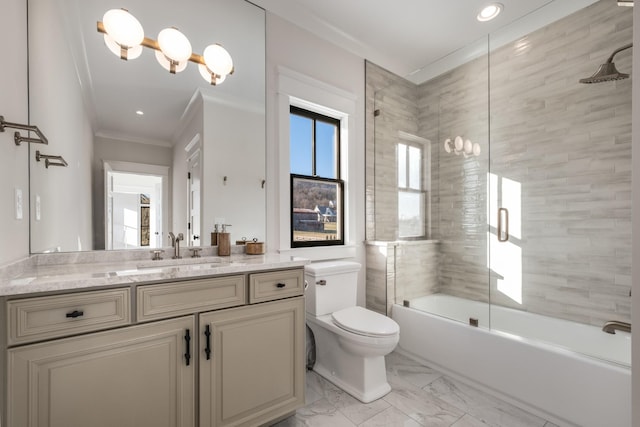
[15,188,23,220]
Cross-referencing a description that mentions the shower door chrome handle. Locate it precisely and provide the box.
[497,208,509,242]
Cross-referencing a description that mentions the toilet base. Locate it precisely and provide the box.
[312,363,392,403]
[307,317,396,403]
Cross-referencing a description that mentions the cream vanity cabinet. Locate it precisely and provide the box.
[5,268,305,427]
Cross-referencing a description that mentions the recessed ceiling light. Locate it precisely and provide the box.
[136,110,144,116]
[477,3,503,22]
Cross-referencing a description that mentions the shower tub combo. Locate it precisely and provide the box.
[366,2,633,426]
[394,294,631,427]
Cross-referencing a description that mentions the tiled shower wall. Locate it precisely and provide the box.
[366,241,440,315]
[417,43,490,305]
[365,62,419,241]
[364,61,441,316]
[365,0,632,326]
[487,0,632,325]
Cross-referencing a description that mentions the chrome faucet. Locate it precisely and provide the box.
[602,321,631,334]
[168,232,184,259]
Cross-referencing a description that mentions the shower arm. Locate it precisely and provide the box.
[606,43,633,63]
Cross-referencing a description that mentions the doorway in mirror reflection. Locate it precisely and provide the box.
[104,161,168,250]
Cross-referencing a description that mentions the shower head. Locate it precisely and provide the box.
[579,43,633,84]
[579,62,629,84]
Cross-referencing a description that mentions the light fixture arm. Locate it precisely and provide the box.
[97,21,234,76]
[0,115,49,146]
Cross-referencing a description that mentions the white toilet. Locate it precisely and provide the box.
[305,261,399,403]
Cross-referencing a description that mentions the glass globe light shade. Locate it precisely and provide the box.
[464,139,473,154]
[203,44,233,77]
[473,143,482,156]
[155,50,188,73]
[157,27,192,63]
[443,138,452,153]
[198,64,226,85]
[104,34,142,59]
[454,136,464,152]
[103,9,144,48]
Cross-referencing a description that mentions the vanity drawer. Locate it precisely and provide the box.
[137,275,246,321]
[7,288,131,346]
[249,269,304,303]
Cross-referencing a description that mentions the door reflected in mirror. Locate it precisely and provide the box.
[28,0,265,254]
[104,161,168,250]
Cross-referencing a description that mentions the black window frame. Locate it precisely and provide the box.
[290,106,344,247]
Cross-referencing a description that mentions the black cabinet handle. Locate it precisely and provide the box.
[66,310,84,318]
[204,325,212,360]
[184,329,191,366]
[276,283,286,289]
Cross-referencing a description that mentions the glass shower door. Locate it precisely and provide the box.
[487,0,632,365]
[368,34,491,328]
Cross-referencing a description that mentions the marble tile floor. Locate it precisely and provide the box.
[273,352,560,427]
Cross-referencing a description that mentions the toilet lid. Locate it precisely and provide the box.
[331,306,399,337]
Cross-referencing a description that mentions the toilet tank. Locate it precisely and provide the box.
[305,261,361,316]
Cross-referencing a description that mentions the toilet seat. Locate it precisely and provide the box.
[331,306,399,338]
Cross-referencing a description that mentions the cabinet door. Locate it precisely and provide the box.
[200,297,305,427]
[8,316,196,427]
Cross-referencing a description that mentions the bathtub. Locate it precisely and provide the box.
[393,294,631,427]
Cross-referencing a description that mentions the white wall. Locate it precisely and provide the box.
[632,3,639,426]
[202,100,266,244]
[0,0,29,265]
[265,13,367,304]
[28,0,93,253]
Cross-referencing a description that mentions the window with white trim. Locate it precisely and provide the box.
[397,141,426,238]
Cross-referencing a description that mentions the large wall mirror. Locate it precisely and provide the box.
[28,0,265,253]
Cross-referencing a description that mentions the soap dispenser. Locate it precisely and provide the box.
[211,223,220,246]
[217,224,231,256]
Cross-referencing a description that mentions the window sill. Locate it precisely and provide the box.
[278,244,357,261]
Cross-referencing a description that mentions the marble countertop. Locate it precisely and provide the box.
[0,251,310,297]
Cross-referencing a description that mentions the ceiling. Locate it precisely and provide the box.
[251,0,600,83]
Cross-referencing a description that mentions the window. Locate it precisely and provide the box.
[290,106,344,247]
[397,142,426,238]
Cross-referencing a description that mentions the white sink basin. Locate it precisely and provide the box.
[136,256,227,269]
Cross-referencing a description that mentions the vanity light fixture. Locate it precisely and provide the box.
[617,0,633,6]
[477,3,503,22]
[443,136,481,157]
[97,8,234,85]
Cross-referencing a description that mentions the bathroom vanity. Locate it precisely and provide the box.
[0,253,307,427]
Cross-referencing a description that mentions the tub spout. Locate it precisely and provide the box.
[602,321,631,334]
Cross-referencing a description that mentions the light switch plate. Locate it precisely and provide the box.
[36,194,41,221]
[15,188,23,220]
